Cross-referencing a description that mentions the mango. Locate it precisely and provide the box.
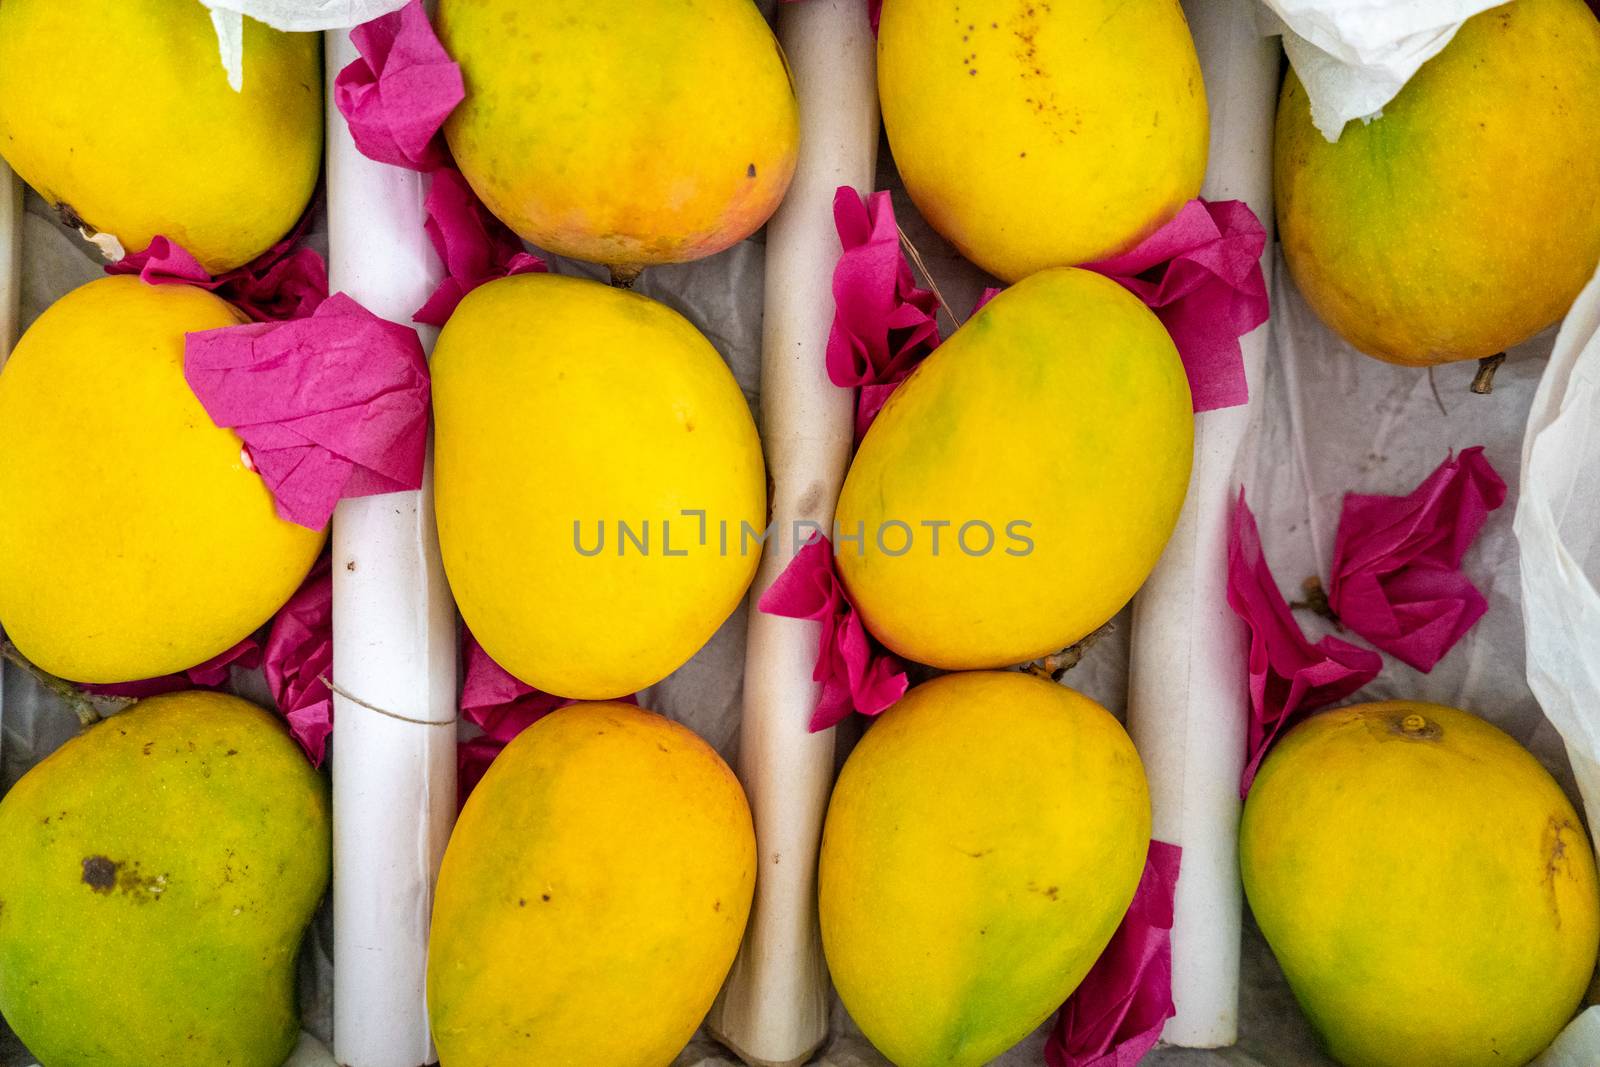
[0,277,326,683]
[0,0,322,273]
[0,691,330,1067]
[878,0,1208,282]
[835,267,1192,670]
[438,0,798,278]
[819,671,1150,1067]
[431,273,765,699]
[1275,0,1600,367]
[1241,701,1600,1067]
[428,702,756,1066]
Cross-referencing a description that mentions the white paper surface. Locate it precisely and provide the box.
[1257,0,1502,139]
[203,0,408,92]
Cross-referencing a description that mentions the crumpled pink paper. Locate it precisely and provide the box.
[1047,840,1183,1067]
[264,559,334,766]
[1328,447,1507,672]
[1229,492,1381,794]
[757,534,908,732]
[82,637,263,699]
[333,0,464,172]
[1085,199,1269,413]
[456,631,638,805]
[414,168,547,326]
[109,228,328,323]
[184,293,431,530]
[827,187,943,439]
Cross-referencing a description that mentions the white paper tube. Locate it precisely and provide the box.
[705,3,877,1065]
[1124,0,1280,1049]
[324,28,459,1067]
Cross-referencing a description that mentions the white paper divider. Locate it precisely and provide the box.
[705,3,877,1064]
[1124,0,1280,1050]
[1,160,20,358]
[323,29,459,1067]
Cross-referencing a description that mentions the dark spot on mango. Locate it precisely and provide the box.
[518,898,527,907]
[747,163,757,178]
[541,893,551,902]
[82,856,121,892]
[142,741,154,756]
[714,900,721,912]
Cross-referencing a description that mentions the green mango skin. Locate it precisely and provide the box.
[0,691,330,1067]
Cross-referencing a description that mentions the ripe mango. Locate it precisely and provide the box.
[878,0,1208,282]
[835,268,1193,670]
[0,277,326,683]
[1241,702,1600,1067]
[438,0,798,277]
[0,691,331,1067]
[428,702,756,1066]
[431,273,765,699]
[0,0,322,273]
[1276,0,1600,366]
[819,672,1150,1067]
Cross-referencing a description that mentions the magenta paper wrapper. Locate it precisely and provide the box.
[82,637,263,699]
[1328,447,1507,672]
[414,168,547,327]
[184,292,431,530]
[1228,492,1381,794]
[264,559,334,766]
[826,187,942,440]
[333,0,463,172]
[1086,199,1269,413]
[758,534,907,732]
[1047,840,1182,1067]
[110,230,328,323]
[457,631,638,805]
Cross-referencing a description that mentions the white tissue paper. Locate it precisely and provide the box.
[1256,0,1505,140]
[203,0,408,91]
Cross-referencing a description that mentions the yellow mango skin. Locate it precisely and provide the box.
[0,692,331,1067]
[0,277,326,683]
[438,0,798,271]
[428,702,756,1067]
[0,0,321,274]
[820,672,1150,1067]
[835,268,1193,670]
[432,273,765,698]
[1242,702,1600,1067]
[1275,0,1600,366]
[878,0,1208,282]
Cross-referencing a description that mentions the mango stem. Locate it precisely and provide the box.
[609,264,644,289]
[1470,353,1506,395]
[1027,622,1116,681]
[0,640,106,729]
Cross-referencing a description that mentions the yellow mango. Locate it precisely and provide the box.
[428,702,756,1067]
[819,672,1150,1067]
[1242,702,1600,1067]
[878,0,1208,282]
[0,691,330,1067]
[438,0,798,277]
[835,268,1192,670]
[1275,0,1600,366]
[0,0,322,273]
[431,273,765,699]
[0,277,326,683]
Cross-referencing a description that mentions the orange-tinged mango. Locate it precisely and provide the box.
[1242,702,1600,1067]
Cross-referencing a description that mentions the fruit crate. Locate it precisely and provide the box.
[2,1,1598,1066]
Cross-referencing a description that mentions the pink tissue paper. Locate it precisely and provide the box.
[82,637,262,699]
[184,293,431,530]
[1328,447,1508,673]
[827,187,942,439]
[1229,492,1381,794]
[414,168,547,327]
[1047,840,1183,1067]
[110,227,328,323]
[264,559,334,766]
[334,0,464,172]
[1086,199,1269,413]
[758,534,908,732]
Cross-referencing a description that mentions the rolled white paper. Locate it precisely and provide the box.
[1124,0,1280,1049]
[705,3,878,1065]
[323,29,459,1067]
